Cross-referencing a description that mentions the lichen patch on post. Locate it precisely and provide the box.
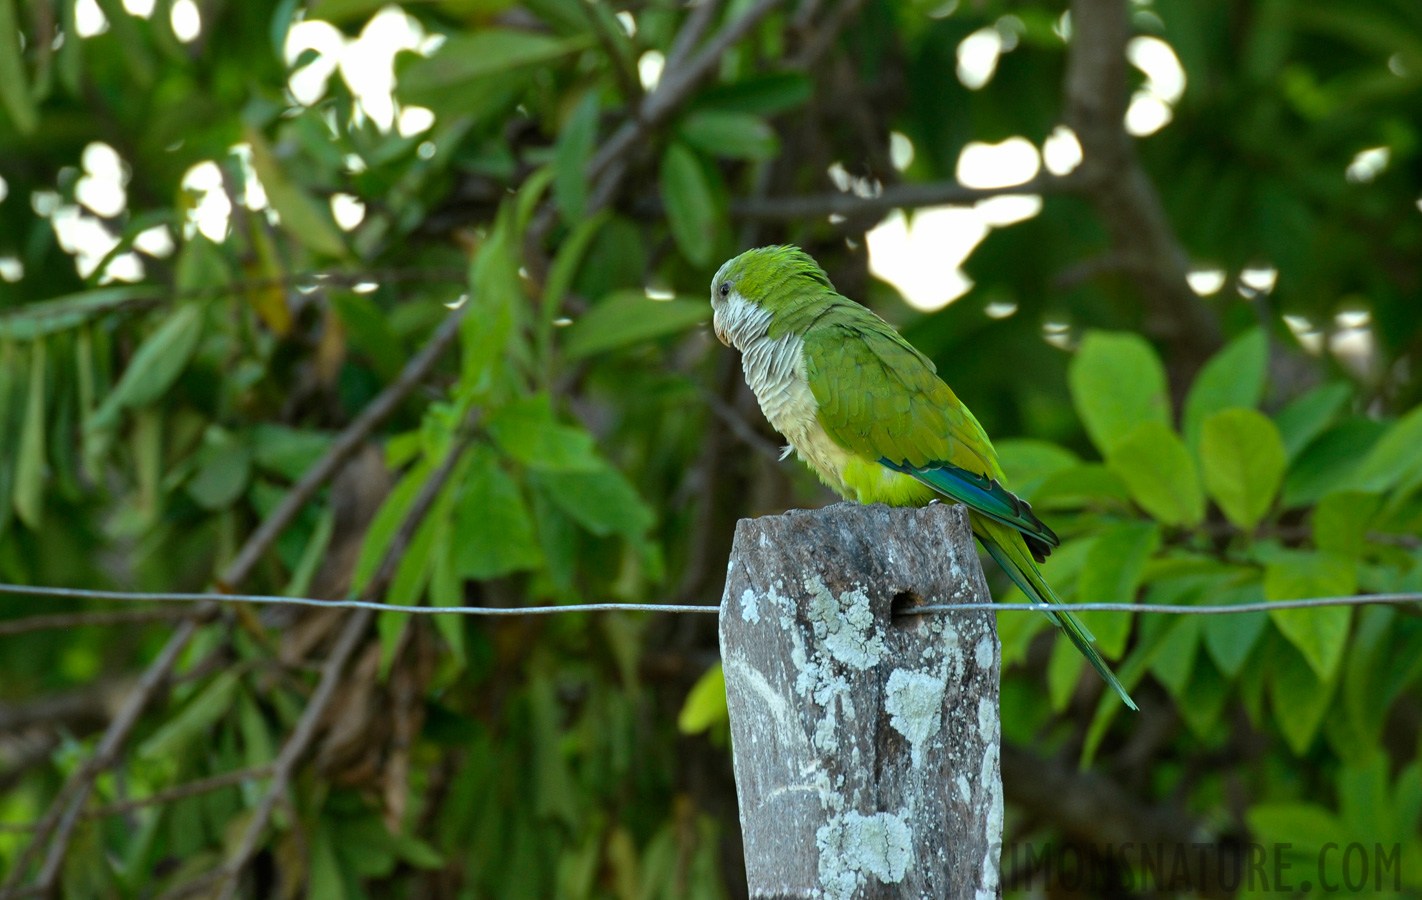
[884,668,947,766]
[739,588,761,623]
[805,576,883,670]
[815,809,914,900]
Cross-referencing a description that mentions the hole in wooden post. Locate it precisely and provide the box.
[891,590,925,627]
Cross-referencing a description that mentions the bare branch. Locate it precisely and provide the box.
[1064,0,1221,378]
[730,174,1079,222]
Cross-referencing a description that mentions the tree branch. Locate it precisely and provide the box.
[0,608,189,637]
[730,174,1079,222]
[1065,0,1221,379]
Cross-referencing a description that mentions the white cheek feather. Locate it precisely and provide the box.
[715,289,858,497]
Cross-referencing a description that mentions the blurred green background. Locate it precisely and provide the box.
[1,0,1421,896]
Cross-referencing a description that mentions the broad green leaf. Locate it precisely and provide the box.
[429,529,466,668]
[553,92,599,221]
[1106,422,1204,526]
[1247,803,1342,850]
[1176,652,1229,737]
[1312,490,1381,558]
[186,431,254,510]
[1203,581,1268,677]
[450,445,543,580]
[677,110,780,160]
[1030,463,1132,509]
[677,662,728,734]
[461,206,524,397]
[993,439,1080,500]
[1267,635,1338,755]
[0,0,36,134]
[562,291,708,359]
[90,304,205,431]
[1282,418,1387,508]
[539,211,608,377]
[1068,331,1171,456]
[694,71,814,115]
[1074,521,1160,658]
[252,424,333,481]
[1046,637,1084,711]
[12,342,45,529]
[138,670,242,760]
[533,464,653,539]
[244,128,348,258]
[1265,550,1355,680]
[1274,381,1351,460]
[998,536,1095,665]
[1351,404,1422,493]
[1182,328,1267,452]
[1199,408,1286,530]
[1148,615,1201,700]
[660,141,720,268]
[398,30,592,96]
[486,395,600,472]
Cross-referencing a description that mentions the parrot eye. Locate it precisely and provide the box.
[718,283,730,298]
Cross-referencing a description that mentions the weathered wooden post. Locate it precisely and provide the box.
[719,502,1002,900]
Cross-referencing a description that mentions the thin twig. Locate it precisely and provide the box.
[0,608,191,637]
[730,174,1077,222]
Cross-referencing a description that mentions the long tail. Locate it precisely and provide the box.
[973,516,1137,711]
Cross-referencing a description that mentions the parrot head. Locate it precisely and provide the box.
[710,245,837,348]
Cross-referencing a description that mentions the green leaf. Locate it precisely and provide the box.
[252,425,333,481]
[398,30,592,96]
[677,110,780,160]
[1350,404,1422,493]
[1265,550,1355,680]
[460,207,525,397]
[532,464,653,539]
[1267,635,1338,755]
[694,71,813,115]
[429,529,466,668]
[0,287,156,341]
[562,291,709,359]
[1313,490,1381,558]
[1247,803,1342,850]
[1046,636,1084,712]
[12,342,45,529]
[660,142,721,268]
[1148,615,1201,700]
[450,445,544,580]
[351,459,431,596]
[553,92,599,221]
[90,304,205,431]
[1030,463,1132,509]
[244,128,348,258]
[677,662,728,734]
[1068,331,1171,456]
[1182,328,1267,452]
[1176,653,1229,737]
[1106,422,1204,526]
[1274,381,1352,460]
[1199,408,1286,530]
[1074,521,1160,658]
[486,395,601,472]
[1282,418,1388,508]
[138,671,242,760]
[0,0,36,134]
[1203,581,1268,677]
[993,439,1080,500]
[186,430,254,510]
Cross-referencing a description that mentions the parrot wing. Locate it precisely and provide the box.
[803,306,1059,559]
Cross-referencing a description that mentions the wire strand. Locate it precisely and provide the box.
[0,583,1418,618]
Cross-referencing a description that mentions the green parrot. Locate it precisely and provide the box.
[710,245,1135,710]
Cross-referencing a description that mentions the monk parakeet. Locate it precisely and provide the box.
[710,245,1135,710]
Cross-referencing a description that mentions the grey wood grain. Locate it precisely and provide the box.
[719,502,1002,900]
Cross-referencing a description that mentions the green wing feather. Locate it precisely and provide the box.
[801,301,1136,710]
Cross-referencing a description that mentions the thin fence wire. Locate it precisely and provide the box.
[0,583,1418,619]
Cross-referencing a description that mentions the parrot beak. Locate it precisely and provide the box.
[712,311,731,347]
